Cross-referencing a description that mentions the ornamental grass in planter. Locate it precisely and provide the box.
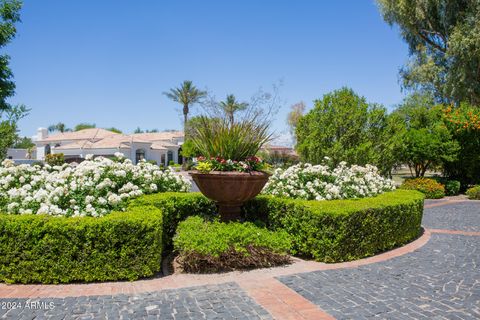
[189,115,272,221]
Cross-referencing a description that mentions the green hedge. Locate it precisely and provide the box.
[128,192,217,249]
[174,216,291,272]
[0,205,163,284]
[0,190,424,283]
[244,189,424,262]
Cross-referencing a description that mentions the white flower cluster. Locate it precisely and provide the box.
[262,162,395,200]
[0,155,191,217]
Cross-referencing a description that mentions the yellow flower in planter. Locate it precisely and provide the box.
[196,161,213,173]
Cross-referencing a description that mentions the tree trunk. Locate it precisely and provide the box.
[182,104,188,166]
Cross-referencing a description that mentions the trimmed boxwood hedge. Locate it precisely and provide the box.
[0,205,163,284]
[244,189,424,262]
[0,189,424,283]
[174,216,292,273]
[128,192,217,249]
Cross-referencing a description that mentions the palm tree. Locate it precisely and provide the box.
[48,122,71,133]
[164,81,206,164]
[164,81,206,129]
[219,94,248,124]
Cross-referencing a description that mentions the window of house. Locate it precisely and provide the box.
[45,144,51,155]
[135,149,145,164]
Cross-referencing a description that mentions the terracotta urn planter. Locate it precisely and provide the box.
[189,171,270,221]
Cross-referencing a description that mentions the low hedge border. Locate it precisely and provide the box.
[0,205,163,284]
[174,216,292,273]
[244,189,424,262]
[0,189,424,283]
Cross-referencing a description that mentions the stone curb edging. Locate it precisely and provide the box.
[424,200,469,208]
[429,228,480,237]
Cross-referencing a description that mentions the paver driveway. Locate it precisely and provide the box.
[0,199,478,319]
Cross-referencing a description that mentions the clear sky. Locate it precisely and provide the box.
[7,0,408,144]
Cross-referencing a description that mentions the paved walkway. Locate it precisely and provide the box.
[1,199,479,319]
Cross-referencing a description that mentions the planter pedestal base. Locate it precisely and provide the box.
[218,203,243,222]
[189,171,270,222]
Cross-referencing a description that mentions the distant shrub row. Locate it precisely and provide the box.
[400,177,461,199]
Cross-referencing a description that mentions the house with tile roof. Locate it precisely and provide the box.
[33,127,184,165]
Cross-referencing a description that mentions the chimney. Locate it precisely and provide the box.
[37,127,48,140]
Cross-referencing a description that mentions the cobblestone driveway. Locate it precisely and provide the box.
[279,201,480,319]
[0,283,272,320]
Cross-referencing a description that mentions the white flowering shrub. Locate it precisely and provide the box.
[262,162,395,200]
[0,154,191,217]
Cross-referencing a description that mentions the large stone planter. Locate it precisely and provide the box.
[189,171,270,221]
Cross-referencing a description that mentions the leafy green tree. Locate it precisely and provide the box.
[394,92,459,177]
[13,136,34,148]
[180,139,199,158]
[442,102,480,185]
[377,0,480,104]
[48,122,71,133]
[295,88,400,175]
[74,123,96,131]
[0,0,24,160]
[0,121,15,159]
[219,94,248,124]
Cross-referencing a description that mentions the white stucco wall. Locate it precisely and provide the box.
[7,148,36,160]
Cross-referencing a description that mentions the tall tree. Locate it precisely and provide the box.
[394,92,459,177]
[377,0,480,105]
[295,88,402,175]
[219,94,248,124]
[287,101,306,143]
[48,122,70,133]
[164,81,206,129]
[0,0,25,160]
[164,81,206,163]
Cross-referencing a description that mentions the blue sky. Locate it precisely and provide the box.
[8,0,408,143]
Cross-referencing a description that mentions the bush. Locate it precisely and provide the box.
[263,162,395,200]
[0,155,190,217]
[400,178,445,199]
[0,190,425,283]
[128,192,217,249]
[174,216,291,273]
[0,205,163,284]
[45,153,65,166]
[432,177,461,196]
[466,185,480,200]
[244,190,424,262]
